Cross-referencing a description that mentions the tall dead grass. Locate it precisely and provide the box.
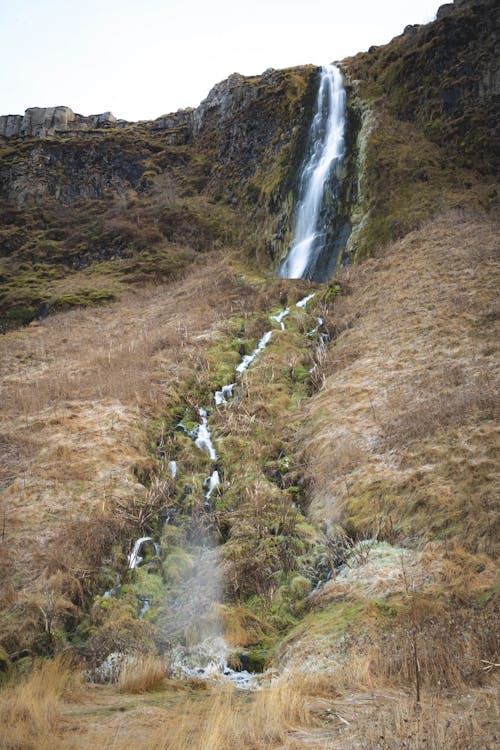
[117,654,166,694]
[153,676,311,750]
[362,693,496,750]
[0,656,81,750]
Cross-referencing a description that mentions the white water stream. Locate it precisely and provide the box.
[214,383,235,406]
[279,64,346,280]
[194,408,218,460]
[128,536,159,569]
[271,307,290,330]
[236,330,273,374]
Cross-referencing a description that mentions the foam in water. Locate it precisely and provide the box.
[214,383,235,405]
[205,469,220,503]
[194,408,218,460]
[279,65,346,280]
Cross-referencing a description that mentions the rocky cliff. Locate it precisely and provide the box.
[0,106,120,138]
[0,65,318,329]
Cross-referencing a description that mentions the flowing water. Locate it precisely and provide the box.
[271,307,290,330]
[194,408,218,460]
[236,330,273,374]
[279,64,347,281]
[128,536,154,569]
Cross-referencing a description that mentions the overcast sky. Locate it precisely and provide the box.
[1,0,442,122]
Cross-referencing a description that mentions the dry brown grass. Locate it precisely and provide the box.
[0,656,81,750]
[301,211,499,557]
[0,255,267,659]
[151,675,312,750]
[358,691,498,750]
[117,654,166,694]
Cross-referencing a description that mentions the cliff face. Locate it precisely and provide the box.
[343,0,498,257]
[0,66,316,329]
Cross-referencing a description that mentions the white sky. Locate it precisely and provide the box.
[0,0,442,122]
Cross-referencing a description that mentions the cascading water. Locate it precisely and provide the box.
[107,296,327,688]
[279,64,347,281]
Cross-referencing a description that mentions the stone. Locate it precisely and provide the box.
[22,106,76,137]
[403,24,420,38]
[0,106,121,138]
[0,114,23,137]
[436,3,455,19]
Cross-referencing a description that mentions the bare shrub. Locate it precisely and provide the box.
[115,477,173,535]
[82,617,157,674]
[40,513,127,601]
[334,598,499,695]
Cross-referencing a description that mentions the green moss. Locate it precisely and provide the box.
[281,600,367,649]
[52,289,117,309]
[124,570,165,602]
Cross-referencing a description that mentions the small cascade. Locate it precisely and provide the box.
[204,469,220,505]
[168,460,177,478]
[279,65,347,281]
[194,408,218,460]
[296,292,316,309]
[236,330,273,374]
[271,307,290,330]
[214,383,235,406]
[173,636,257,689]
[128,536,153,569]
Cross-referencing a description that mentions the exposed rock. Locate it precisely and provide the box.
[22,106,77,137]
[0,115,23,137]
[193,72,252,135]
[436,3,455,19]
[152,108,193,131]
[87,111,117,126]
[403,24,421,37]
[0,106,121,138]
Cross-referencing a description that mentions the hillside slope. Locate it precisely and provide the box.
[0,0,498,748]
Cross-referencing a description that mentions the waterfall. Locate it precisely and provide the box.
[279,64,347,281]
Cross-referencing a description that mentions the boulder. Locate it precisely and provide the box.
[21,106,76,136]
